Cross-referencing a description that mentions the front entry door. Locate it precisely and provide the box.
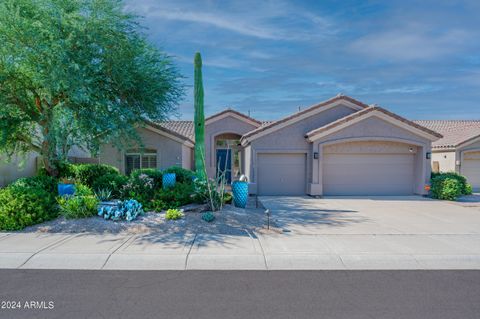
[216,149,232,184]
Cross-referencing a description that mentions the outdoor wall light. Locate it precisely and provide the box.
[313,152,319,159]
[426,152,431,159]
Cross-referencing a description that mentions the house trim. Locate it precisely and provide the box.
[306,108,442,142]
[240,96,368,146]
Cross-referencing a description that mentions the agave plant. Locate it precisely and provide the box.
[95,188,113,201]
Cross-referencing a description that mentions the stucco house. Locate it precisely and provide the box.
[1,94,446,196]
[413,120,480,191]
[94,94,441,196]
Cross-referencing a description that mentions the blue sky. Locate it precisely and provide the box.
[125,0,480,121]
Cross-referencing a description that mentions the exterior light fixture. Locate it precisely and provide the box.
[313,152,319,159]
[426,152,431,159]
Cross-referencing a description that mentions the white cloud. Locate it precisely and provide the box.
[351,28,471,61]
[126,0,335,41]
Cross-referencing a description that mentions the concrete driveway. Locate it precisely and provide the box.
[259,196,480,269]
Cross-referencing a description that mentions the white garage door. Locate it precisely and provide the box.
[257,153,306,195]
[323,151,415,196]
[462,152,480,191]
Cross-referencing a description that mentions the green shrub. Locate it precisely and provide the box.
[75,183,94,196]
[131,169,163,189]
[11,175,57,193]
[73,164,119,187]
[163,166,196,184]
[152,183,195,211]
[465,183,473,195]
[0,182,58,230]
[431,175,463,201]
[58,195,99,219]
[202,211,215,223]
[92,174,128,198]
[165,208,184,220]
[431,172,470,195]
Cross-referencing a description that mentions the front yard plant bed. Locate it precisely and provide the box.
[19,203,265,235]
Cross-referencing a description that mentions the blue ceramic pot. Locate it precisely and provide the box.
[58,183,75,196]
[162,173,176,189]
[232,181,248,208]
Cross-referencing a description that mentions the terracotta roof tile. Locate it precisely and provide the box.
[413,120,480,149]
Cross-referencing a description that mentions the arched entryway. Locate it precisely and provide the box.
[214,133,243,184]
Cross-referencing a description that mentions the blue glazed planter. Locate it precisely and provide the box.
[58,183,75,196]
[232,181,248,208]
[162,173,176,189]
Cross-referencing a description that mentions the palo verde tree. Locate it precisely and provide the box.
[193,52,206,179]
[0,0,184,176]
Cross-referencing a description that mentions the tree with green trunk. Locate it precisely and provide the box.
[0,0,184,176]
[194,52,206,180]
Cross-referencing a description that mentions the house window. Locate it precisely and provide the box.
[125,149,157,175]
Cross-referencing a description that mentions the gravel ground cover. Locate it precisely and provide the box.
[19,199,267,235]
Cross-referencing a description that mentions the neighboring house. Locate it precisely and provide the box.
[413,120,480,191]
[1,94,445,196]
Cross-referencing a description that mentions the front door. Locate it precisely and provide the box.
[216,149,232,184]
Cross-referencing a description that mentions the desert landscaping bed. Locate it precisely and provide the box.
[20,202,266,235]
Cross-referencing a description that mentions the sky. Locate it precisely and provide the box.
[124,0,480,121]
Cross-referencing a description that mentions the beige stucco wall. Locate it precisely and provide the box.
[98,127,189,174]
[0,153,38,187]
[431,151,456,172]
[247,103,356,191]
[205,115,258,178]
[310,116,433,195]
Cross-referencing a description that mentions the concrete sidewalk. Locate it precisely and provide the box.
[1,231,480,270]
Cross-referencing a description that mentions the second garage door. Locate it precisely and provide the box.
[462,151,480,192]
[323,143,416,196]
[257,153,306,195]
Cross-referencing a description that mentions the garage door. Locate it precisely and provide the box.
[462,152,480,191]
[323,146,415,195]
[257,153,306,195]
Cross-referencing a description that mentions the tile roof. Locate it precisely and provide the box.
[413,120,480,149]
[305,106,443,140]
[156,120,195,141]
[151,120,272,142]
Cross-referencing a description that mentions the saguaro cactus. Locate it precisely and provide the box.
[194,52,206,179]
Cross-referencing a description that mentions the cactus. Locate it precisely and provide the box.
[194,52,207,180]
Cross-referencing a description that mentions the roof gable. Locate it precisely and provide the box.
[240,95,369,144]
[306,106,443,142]
[205,109,261,127]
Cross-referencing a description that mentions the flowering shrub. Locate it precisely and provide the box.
[121,173,155,207]
[98,199,144,222]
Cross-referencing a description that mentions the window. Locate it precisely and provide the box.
[125,150,157,175]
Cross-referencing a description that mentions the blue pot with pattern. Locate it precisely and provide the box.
[162,173,176,189]
[232,181,248,208]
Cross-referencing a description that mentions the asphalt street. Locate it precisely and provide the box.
[0,270,479,319]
